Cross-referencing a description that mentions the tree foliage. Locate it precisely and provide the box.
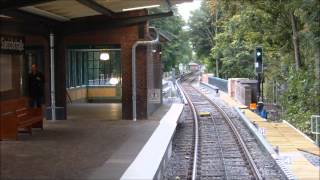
[150,8,192,72]
[191,0,320,136]
[189,1,216,60]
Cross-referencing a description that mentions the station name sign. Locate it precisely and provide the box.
[0,35,24,53]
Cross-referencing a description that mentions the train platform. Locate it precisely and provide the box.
[218,91,320,180]
[0,103,171,180]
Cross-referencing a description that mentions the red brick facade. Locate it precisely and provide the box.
[62,25,149,119]
[1,10,163,120]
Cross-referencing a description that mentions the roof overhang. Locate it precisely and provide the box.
[1,0,193,21]
[0,0,193,37]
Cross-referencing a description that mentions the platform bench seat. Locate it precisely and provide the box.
[0,97,43,140]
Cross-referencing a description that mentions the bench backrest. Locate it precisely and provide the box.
[0,97,29,115]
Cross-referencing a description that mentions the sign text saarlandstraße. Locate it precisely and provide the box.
[0,35,24,53]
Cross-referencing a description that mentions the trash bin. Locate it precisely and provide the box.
[261,109,268,119]
[256,102,264,113]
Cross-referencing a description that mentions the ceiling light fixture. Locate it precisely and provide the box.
[109,78,119,85]
[122,5,160,11]
[100,52,110,61]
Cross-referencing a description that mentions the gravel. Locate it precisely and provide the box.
[162,80,289,180]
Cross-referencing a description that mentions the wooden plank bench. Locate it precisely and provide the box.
[0,97,43,140]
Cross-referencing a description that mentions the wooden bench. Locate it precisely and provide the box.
[0,97,43,140]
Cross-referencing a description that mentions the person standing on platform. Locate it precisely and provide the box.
[28,63,44,108]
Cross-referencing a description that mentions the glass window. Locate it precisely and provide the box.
[66,48,121,87]
[65,52,70,88]
[77,52,82,86]
[83,52,88,85]
[88,52,93,60]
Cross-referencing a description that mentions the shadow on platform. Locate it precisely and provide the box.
[0,103,171,180]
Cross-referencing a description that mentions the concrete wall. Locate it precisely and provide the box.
[147,44,162,116]
[235,83,252,106]
[208,76,228,92]
[67,86,121,103]
[228,78,248,97]
[67,87,87,102]
[230,78,258,106]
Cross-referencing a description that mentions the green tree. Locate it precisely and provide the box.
[188,1,216,61]
[150,8,192,72]
[201,0,320,136]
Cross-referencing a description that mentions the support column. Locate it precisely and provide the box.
[121,45,133,120]
[46,33,66,120]
[136,45,148,119]
[50,32,56,121]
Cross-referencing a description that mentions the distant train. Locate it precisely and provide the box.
[188,62,200,72]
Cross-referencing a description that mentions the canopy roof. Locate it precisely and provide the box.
[1,0,192,21]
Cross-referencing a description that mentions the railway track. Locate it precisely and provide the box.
[163,73,287,180]
[181,82,262,180]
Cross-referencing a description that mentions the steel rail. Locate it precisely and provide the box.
[193,86,264,180]
[209,113,229,179]
[177,72,263,180]
[175,78,188,105]
[176,76,199,180]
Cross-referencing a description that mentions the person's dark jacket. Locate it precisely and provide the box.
[28,71,44,98]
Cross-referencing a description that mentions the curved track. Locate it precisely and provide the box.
[178,74,263,180]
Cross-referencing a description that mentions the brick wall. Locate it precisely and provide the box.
[0,32,49,103]
[61,25,142,119]
[1,10,163,120]
[147,44,162,115]
[60,15,157,119]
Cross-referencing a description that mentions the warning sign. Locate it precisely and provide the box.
[148,89,161,103]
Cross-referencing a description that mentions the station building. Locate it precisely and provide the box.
[0,0,191,130]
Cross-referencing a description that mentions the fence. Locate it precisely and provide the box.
[263,99,286,121]
[208,76,228,92]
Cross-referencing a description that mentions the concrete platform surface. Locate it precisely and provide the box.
[218,91,320,180]
[1,103,170,180]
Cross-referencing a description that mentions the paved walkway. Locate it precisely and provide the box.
[1,103,170,180]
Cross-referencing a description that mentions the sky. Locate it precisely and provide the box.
[177,0,202,22]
